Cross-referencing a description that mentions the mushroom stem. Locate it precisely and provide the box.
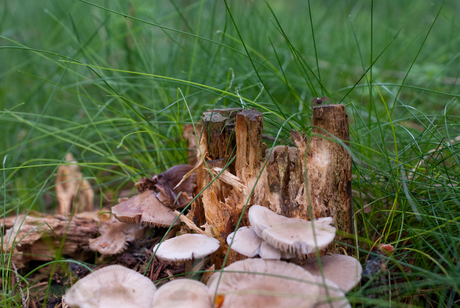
[185,259,194,278]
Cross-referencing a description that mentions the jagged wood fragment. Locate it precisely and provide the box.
[55,153,94,215]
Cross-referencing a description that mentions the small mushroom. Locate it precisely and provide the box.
[152,279,212,308]
[207,259,319,308]
[302,254,363,292]
[226,226,262,257]
[64,265,156,308]
[261,220,336,255]
[111,190,179,227]
[248,205,299,237]
[135,164,196,209]
[227,226,296,260]
[89,217,147,255]
[153,234,219,276]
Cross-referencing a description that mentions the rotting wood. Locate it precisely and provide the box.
[306,104,352,254]
[1,212,100,268]
[55,153,94,215]
[189,105,352,265]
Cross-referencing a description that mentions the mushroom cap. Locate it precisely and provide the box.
[111,190,179,227]
[313,276,350,308]
[301,254,363,292]
[135,164,196,209]
[152,279,212,308]
[258,241,281,259]
[261,221,336,255]
[226,226,262,257]
[64,265,156,308]
[89,217,147,255]
[248,205,300,237]
[207,259,319,308]
[154,234,220,262]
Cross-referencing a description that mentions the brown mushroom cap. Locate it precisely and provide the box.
[152,279,212,308]
[313,276,350,308]
[135,164,196,209]
[111,190,179,227]
[154,234,220,262]
[261,220,336,255]
[89,217,147,255]
[64,265,156,308]
[207,259,319,308]
[301,254,363,292]
[226,226,262,258]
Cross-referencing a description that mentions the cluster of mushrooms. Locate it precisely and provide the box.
[64,164,363,308]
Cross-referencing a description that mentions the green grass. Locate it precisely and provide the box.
[1,0,460,306]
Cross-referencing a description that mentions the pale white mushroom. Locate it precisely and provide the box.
[152,279,212,308]
[248,205,300,237]
[301,254,363,292]
[154,234,219,275]
[207,259,319,308]
[226,226,262,257]
[64,265,156,308]
[313,276,350,308]
[261,220,336,255]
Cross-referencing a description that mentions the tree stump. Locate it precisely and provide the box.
[189,105,352,266]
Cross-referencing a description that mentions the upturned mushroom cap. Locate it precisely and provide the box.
[152,279,212,308]
[207,259,319,308]
[64,265,156,308]
[313,276,350,308]
[89,217,147,255]
[154,234,220,261]
[226,226,262,257]
[261,220,336,255]
[111,190,179,227]
[301,254,363,292]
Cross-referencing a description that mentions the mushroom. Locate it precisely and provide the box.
[226,226,262,257]
[248,205,301,237]
[89,216,147,255]
[207,259,319,308]
[226,226,296,260]
[111,190,179,227]
[261,220,336,255]
[64,265,156,308]
[135,164,196,209]
[302,254,363,292]
[153,234,219,276]
[152,279,212,308]
[313,276,350,308]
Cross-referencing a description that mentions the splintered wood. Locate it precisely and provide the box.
[188,106,352,264]
[55,153,94,215]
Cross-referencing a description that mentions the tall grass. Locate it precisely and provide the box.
[1,0,459,306]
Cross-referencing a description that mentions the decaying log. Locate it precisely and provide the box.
[1,212,100,268]
[190,105,352,265]
[306,104,353,254]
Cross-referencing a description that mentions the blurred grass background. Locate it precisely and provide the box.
[1,0,459,306]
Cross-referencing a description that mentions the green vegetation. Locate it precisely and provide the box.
[1,0,459,306]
